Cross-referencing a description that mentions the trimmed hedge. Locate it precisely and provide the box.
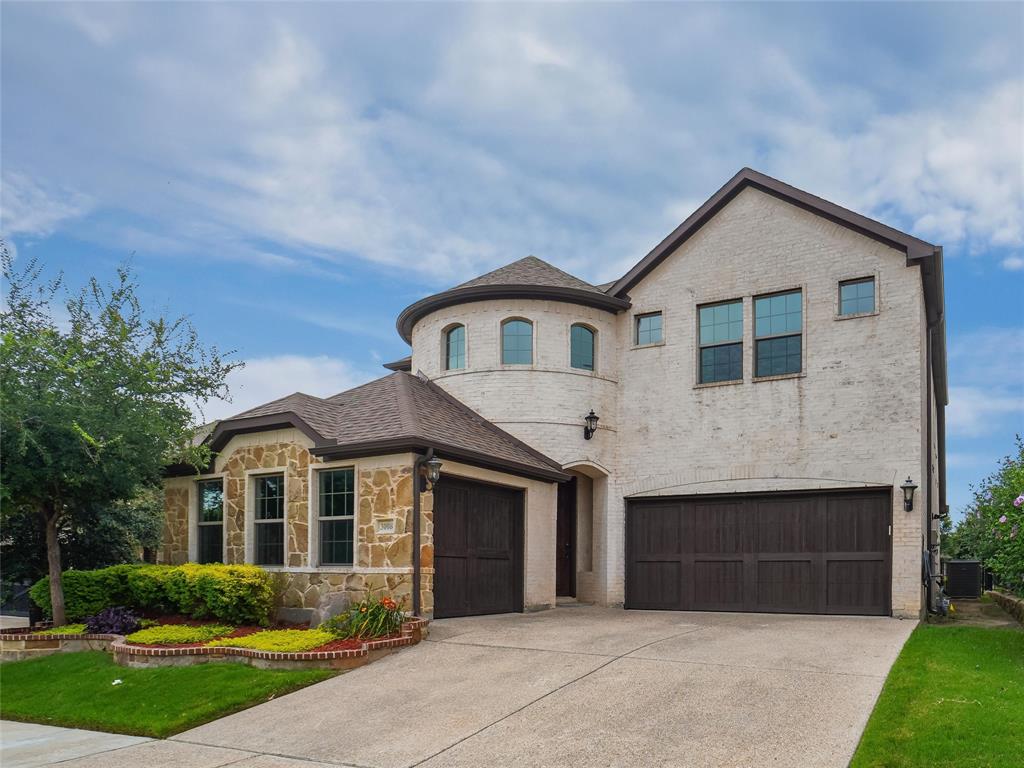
[30,564,274,625]
[206,629,334,653]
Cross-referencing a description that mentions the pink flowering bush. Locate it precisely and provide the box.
[943,436,1024,594]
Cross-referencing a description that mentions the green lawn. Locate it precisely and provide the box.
[0,651,335,738]
[851,625,1024,768]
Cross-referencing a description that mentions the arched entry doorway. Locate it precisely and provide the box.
[558,462,608,602]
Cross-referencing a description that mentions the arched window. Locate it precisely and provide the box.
[501,319,533,365]
[570,324,595,371]
[444,325,465,370]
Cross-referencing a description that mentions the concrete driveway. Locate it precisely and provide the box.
[22,607,915,767]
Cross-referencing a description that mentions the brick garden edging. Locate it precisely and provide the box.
[986,590,1024,625]
[0,629,119,662]
[1,618,429,669]
[112,618,430,670]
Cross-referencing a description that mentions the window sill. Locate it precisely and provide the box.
[631,341,665,350]
[694,379,743,390]
[834,310,879,321]
[753,371,806,383]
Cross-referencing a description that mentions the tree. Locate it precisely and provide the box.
[1,486,165,585]
[944,437,1024,594]
[1,249,240,624]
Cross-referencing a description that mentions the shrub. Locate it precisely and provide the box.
[28,564,135,621]
[125,623,234,645]
[321,596,405,640]
[85,606,141,635]
[206,629,334,653]
[30,563,274,625]
[35,624,86,636]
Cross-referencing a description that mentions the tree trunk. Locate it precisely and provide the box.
[43,509,67,627]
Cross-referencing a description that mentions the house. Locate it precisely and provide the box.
[161,168,947,621]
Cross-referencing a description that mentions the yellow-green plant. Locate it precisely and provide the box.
[206,629,334,653]
[126,623,234,645]
[35,624,86,636]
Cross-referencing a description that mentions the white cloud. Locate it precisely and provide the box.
[1001,255,1024,271]
[947,386,1023,438]
[763,79,1024,251]
[0,173,92,238]
[198,355,376,422]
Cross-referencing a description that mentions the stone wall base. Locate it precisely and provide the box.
[0,633,116,663]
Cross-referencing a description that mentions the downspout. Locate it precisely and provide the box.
[411,448,434,617]
[925,328,934,613]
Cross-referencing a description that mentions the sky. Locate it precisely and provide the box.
[2,2,1022,517]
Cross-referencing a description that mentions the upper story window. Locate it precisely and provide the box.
[699,300,743,383]
[754,289,803,377]
[570,324,595,371]
[318,468,355,566]
[253,474,285,566]
[196,479,224,564]
[501,319,533,365]
[635,312,663,346]
[839,277,875,316]
[444,324,466,370]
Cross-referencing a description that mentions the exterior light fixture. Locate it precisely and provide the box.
[900,477,918,512]
[583,410,600,441]
[425,456,443,487]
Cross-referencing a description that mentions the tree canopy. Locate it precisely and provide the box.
[942,436,1024,594]
[1,249,240,623]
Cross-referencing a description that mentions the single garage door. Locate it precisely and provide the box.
[433,477,524,619]
[626,490,891,615]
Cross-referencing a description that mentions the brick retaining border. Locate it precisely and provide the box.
[0,630,119,662]
[112,618,430,670]
[1,618,429,669]
[986,590,1024,625]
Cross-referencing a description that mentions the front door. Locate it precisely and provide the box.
[556,477,577,597]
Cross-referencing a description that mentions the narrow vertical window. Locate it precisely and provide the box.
[501,319,533,365]
[698,300,743,383]
[318,468,355,566]
[839,278,875,316]
[570,324,595,371]
[754,290,803,377]
[254,474,285,566]
[635,312,663,346]
[196,479,224,564]
[445,325,465,370]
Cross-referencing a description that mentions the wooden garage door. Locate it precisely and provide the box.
[625,491,891,615]
[433,477,524,619]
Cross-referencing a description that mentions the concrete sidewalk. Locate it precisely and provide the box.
[0,722,150,768]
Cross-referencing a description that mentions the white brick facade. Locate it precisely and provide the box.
[411,187,936,617]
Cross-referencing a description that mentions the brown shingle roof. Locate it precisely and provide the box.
[209,373,566,481]
[454,255,606,295]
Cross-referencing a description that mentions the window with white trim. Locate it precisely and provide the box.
[318,468,355,566]
[196,479,224,564]
[253,474,285,566]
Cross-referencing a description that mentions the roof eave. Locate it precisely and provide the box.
[396,284,631,344]
[311,436,570,482]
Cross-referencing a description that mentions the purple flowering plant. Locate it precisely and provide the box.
[943,436,1024,594]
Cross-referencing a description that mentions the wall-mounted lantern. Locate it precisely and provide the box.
[425,455,443,487]
[900,477,918,512]
[584,410,600,441]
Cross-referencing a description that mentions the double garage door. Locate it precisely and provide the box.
[626,490,892,615]
[433,477,524,619]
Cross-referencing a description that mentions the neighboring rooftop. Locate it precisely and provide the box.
[187,372,567,482]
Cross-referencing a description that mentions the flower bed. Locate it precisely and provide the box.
[112,617,429,670]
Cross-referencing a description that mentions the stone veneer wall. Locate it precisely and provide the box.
[223,442,312,566]
[161,443,435,619]
[161,487,189,565]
